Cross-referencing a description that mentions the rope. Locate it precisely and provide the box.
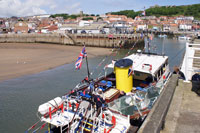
[88,40,124,79]
[94,37,141,79]
[168,46,186,65]
[125,40,139,56]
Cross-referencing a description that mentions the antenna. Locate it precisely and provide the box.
[162,37,165,56]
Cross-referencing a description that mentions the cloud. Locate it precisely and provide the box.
[47,1,82,14]
[0,0,82,17]
[0,0,50,17]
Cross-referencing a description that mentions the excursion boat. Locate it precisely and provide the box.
[27,51,171,133]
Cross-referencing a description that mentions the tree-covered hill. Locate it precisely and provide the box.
[49,14,99,19]
[110,4,200,19]
[50,14,80,19]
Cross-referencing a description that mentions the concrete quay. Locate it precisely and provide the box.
[161,80,200,133]
[137,75,200,133]
[0,33,144,48]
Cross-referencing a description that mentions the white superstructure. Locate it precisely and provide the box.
[181,43,200,81]
[108,53,169,76]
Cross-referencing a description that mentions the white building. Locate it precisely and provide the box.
[58,23,107,34]
[163,25,170,32]
[176,16,194,21]
[179,24,192,31]
[79,20,92,27]
[137,24,148,30]
[33,14,51,18]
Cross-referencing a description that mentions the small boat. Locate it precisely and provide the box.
[158,34,167,38]
[178,35,191,41]
[27,51,171,133]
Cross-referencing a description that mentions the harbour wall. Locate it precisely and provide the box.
[136,74,179,133]
[0,33,144,48]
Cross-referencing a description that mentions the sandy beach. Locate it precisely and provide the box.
[0,43,111,82]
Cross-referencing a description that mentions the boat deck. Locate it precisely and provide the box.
[161,80,200,133]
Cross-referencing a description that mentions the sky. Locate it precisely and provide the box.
[0,0,199,17]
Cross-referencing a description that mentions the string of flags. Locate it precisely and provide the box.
[128,66,134,77]
[126,40,138,56]
[74,35,141,80]
[90,56,108,76]
[89,43,121,78]
[25,121,47,133]
[98,37,140,78]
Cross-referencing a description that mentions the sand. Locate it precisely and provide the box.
[0,43,111,82]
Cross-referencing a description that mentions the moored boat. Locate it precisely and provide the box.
[178,35,191,41]
[158,34,167,38]
[27,50,171,133]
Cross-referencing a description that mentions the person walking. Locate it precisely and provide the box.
[173,66,185,80]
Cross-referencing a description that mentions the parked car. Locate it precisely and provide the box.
[81,30,86,34]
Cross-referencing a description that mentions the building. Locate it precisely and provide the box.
[179,24,192,31]
[112,21,130,34]
[59,23,107,34]
[170,23,178,32]
[163,25,170,32]
[137,24,148,30]
[14,21,28,33]
[79,20,92,27]
[33,14,51,19]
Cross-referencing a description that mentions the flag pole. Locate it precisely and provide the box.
[85,53,90,80]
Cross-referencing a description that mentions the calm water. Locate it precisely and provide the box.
[0,37,186,133]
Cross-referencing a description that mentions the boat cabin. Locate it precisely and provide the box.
[106,53,170,89]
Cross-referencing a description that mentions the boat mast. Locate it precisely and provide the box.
[85,55,90,80]
[143,7,150,54]
[162,37,165,56]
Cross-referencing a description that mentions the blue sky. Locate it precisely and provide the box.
[0,0,199,17]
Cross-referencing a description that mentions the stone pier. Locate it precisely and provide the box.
[0,33,144,48]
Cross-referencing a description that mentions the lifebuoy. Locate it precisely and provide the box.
[142,64,152,71]
[67,99,78,111]
[102,110,117,133]
[103,110,116,125]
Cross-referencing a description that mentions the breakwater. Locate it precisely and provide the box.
[0,33,144,48]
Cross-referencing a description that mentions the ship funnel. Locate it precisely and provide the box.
[114,59,133,93]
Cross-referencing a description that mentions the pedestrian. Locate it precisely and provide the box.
[173,66,185,80]
[191,71,200,96]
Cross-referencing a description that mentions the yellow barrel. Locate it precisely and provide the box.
[115,59,133,93]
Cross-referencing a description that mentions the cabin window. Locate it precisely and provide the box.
[158,70,161,78]
[161,65,164,75]
[165,59,168,67]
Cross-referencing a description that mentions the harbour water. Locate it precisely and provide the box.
[0,37,186,133]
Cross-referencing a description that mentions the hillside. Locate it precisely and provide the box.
[110,4,200,19]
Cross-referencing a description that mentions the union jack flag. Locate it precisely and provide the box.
[142,6,146,16]
[75,46,87,69]
[128,66,134,77]
[141,10,146,16]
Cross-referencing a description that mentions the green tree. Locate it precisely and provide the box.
[82,17,93,20]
